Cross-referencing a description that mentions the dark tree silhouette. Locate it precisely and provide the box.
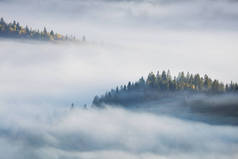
[92,70,238,106]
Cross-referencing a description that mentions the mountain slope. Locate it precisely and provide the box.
[0,17,77,41]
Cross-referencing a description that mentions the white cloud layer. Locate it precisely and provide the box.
[0,106,238,159]
[0,31,238,105]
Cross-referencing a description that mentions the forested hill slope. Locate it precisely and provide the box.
[92,70,238,107]
[0,17,78,41]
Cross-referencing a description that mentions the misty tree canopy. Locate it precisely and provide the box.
[0,17,76,41]
[93,70,238,106]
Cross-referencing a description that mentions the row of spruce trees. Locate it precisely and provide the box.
[0,17,75,41]
[93,70,238,106]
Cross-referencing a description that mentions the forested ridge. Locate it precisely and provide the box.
[0,17,77,41]
[93,70,238,106]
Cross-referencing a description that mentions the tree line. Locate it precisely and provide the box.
[93,70,238,106]
[0,17,76,41]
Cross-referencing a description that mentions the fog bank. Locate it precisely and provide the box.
[0,105,238,159]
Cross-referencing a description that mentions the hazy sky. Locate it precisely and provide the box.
[0,1,238,158]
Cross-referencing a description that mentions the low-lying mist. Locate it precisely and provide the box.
[0,103,238,159]
[1,31,238,106]
[116,93,238,125]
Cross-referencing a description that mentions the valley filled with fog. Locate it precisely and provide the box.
[0,0,238,159]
